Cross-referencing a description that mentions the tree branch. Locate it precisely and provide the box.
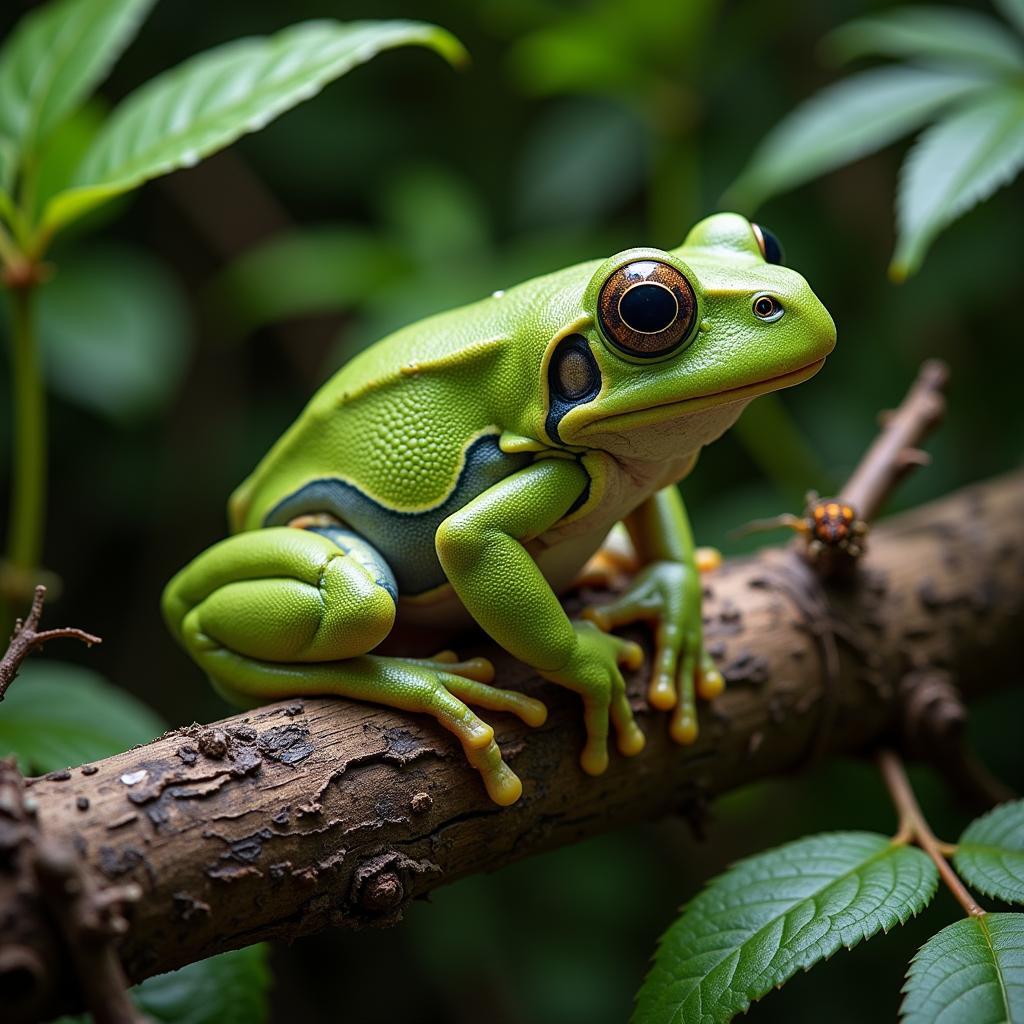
[1,467,1021,1021]
[840,358,948,521]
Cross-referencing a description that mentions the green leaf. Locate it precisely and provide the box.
[901,913,1024,1023]
[210,227,405,337]
[32,100,107,219]
[0,0,154,161]
[132,946,271,1024]
[38,242,192,420]
[41,19,466,235]
[0,660,165,773]
[995,0,1024,37]
[825,7,1024,77]
[955,800,1024,905]
[54,945,272,1024]
[893,90,1024,278]
[726,67,990,211]
[634,832,937,1024]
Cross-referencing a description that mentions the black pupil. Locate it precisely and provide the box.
[619,283,677,334]
[756,297,775,316]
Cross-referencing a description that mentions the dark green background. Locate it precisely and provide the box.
[1,0,1021,1020]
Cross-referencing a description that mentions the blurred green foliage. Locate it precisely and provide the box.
[729,1,1024,278]
[0,658,163,772]
[1,0,1022,1021]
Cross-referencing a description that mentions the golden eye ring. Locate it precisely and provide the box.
[752,294,784,322]
[597,260,697,358]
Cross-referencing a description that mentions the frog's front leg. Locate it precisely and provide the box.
[436,459,646,775]
[162,527,546,805]
[582,486,724,744]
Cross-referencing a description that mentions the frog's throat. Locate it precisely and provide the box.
[575,358,825,438]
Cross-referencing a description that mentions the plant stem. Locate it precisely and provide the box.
[878,749,985,918]
[0,221,21,268]
[2,283,45,632]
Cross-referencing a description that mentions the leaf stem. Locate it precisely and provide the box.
[0,221,22,269]
[2,283,46,634]
[879,749,985,918]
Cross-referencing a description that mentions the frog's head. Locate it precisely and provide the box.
[538,213,836,462]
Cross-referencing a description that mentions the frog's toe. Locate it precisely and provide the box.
[464,738,523,806]
[417,651,496,683]
[648,629,680,709]
[695,546,723,573]
[669,645,700,745]
[615,717,646,757]
[670,708,699,745]
[581,589,656,635]
[648,678,677,710]
[580,604,613,630]
[580,740,610,776]
[461,718,496,750]
[579,693,611,775]
[697,665,725,700]
[610,671,645,757]
[443,673,548,728]
[453,656,496,683]
[617,637,644,671]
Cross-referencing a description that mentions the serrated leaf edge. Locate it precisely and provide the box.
[638,833,938,1023]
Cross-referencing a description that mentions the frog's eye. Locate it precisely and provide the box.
[752,223,785,266]
[752,294,784,322]
[597,260,698,358]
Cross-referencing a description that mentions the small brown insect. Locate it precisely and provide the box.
[810,499,857,545]
[735,492,868,561]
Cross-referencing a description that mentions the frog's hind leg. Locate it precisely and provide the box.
[162,527,545,805]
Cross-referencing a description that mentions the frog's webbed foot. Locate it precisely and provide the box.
[364,653,547,805]
[540,621,646,775]
[581,560,723,744]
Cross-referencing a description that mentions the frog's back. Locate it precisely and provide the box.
[229,257,600,541]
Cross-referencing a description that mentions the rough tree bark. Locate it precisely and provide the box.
[4,464,1023,1023]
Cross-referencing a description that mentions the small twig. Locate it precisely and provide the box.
[0,586,101,700]
[840,359,948,522]
[878,749,985,918]
[737,360,948,579]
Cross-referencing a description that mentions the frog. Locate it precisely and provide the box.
[163,213,836,805]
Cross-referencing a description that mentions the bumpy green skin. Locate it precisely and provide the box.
[163,213,836,805]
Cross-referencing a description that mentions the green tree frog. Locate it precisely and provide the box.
[163,213,835,805]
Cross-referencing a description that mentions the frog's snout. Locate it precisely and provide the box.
[812,297,838,361]
[806,296,836,354]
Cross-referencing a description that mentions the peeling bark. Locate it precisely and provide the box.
[4,470,1024,1022]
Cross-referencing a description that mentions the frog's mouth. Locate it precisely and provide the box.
[574,358,826,438]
